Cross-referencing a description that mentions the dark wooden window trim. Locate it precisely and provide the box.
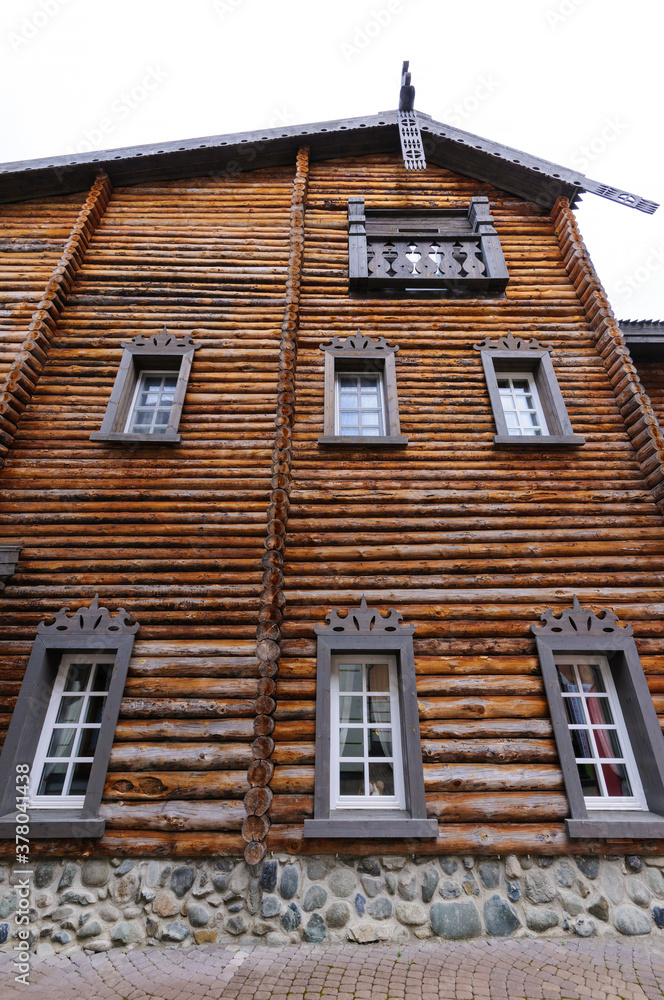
[90,329,200,444]
[304,599,437,838]
[348,196,509,297]
[0,544,21,590]
[0,598,138,839]
[474,333,585,446]
[317,333,408,447]
[532,598,664,838]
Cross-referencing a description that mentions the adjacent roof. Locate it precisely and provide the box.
[0,108,657,213]
[620,320,664,351]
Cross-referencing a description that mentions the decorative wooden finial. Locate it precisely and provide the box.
[397,62,426,171]
[399,61,415,112]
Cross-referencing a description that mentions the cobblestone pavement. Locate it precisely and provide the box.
[2,939,664,1000]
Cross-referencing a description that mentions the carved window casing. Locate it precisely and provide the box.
[0,597,139,839]
[532,597,664,838]
[318,333,407,447]
[348,196,509,295]
[304,597,437,838]
[474,332,585,446]
[90,328,200,444]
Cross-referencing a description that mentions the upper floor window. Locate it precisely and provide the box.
[348,196,509,296]
[90,328,200,444]
[474,332,585,446]
[318,333,407,447]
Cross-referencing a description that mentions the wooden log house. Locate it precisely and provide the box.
[1,67,664,945]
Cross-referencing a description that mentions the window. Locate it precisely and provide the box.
[0,544,21,590]
[474,332,585,446]
[90,328,200,444]
[304,598,437,838]
[532,597,664,837]
[348,196,509,296]
[0,597,139,839]
[318,333,407,447]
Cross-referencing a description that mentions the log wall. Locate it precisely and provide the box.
[0,152,663,858]
[634,360,664,428]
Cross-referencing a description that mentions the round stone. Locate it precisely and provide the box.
[421,870,440,902]
[483,895,521,936]
[625,855,643,873]
[327,870,356,898]
[366,896,392,920]
[226,915,248,936]
[652,906,664,929]
[303,885,327,911]
[81,860,111,888]
[186,903,210,927]
[114,860,135,877]
[430,901,482,940]
[354,893,365,916]
[152,892,179,918]
[51,931,70,945]
[325,902,350,928]
[57,863,79,890]
[0,924,8,945]
[162,921,190,942]
[306,857,335,881]
[77,920,102,939]
[358,857,381,876]
[644,867,664,895]
[303,913,326,943]
[439,858,458,876]
[574,856,600,880]
[259,860,277,892]
[111,921,143,945]
[627,879,651,908]
[554,861,576,888]
[360,875,383,898]
[525,906,559,932]
[440,880,461,899]
[280,902,301,932]
[573,917,596,938]
[261,895,281,918]
[614,905,651,936]
[507,881,521,902]
[588,895,609,922]
[0,892,17,918]
[170,866,195,899]
[478,862,500,890]
[524,870,555,904]
[279,865,299,900]
[397,875,417,900]
[35,864,56,890]
[395,901,427,926]
[559,891,583,917]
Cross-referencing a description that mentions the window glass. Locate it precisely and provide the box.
[497,372,547,436]
[335,372,385,437]
[126,371,178,435]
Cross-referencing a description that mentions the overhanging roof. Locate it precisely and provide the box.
[0,109,657,213]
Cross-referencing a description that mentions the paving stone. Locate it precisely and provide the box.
[303,885,327,911]
[430,901,481,940]
[483,895,521,936]
[614,904,651,935]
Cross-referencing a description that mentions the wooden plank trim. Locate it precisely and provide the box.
[552,196,664,518]
[242,145,310,864]
[0,171,112,466]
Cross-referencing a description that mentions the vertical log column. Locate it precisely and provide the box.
[552,196,664,518]
[242,146,310,865]
[0,171,112,466]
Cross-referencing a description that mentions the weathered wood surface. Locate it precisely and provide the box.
[1,154,664,856]
[634,360,664,430]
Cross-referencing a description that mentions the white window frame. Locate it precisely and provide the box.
[124,369,179,436]
[496,370,548,437]
[334,370,387,438]
[329,653,405,811]
[556,653,647,812]
[29,651,117,811]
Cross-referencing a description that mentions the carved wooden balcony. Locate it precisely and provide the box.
[348,197,509,296]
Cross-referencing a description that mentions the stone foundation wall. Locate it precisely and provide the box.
[2,854,664,956]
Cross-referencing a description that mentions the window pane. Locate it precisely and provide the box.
[338,377,356,389]
[570,729,593,758]
[578,663,605,692]
[602,762,632,798]
[77,727,100,757]
[64,664,91,692]
[339,728,363,757]
[505,412,519,428]
[340,411,358,425]
[577,762,601,796]
[339,663,362,692]
[368,729,393,757]
[593,727,623,760]
[340,762,364,796]
[134,410,152,425]
[564,697,585,725]
[361,412,380,426]
[154,410,170,425]
[68,762,92,796]
[339,696,362,723]
[556,664,577,692]
[164,376,178,388]
[56,696,83,724]
[368,697,391,724]
[369,763,394,796]
[85,696,107,725]
[367,663,390,691]
[497,379,509,390]
[340,393,357,407]
[360,377,379,388]
[586,697,614,726]
[38,762,68,796]
[512,380,529,390]
[46,728,76,758]
[362,427,380,436]
[515,394,534,410]
[340,428,357,436]
[92,662,113,692]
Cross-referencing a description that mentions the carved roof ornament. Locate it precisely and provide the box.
[398,61,426,172]
[531,595,633,638]
[319,331,399,355]
[38,595,140,636]
[473,332,549,353]
[121,327,201,353]
[315,596,415,635]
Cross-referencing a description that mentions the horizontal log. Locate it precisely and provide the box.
[119,697,256,718]
[100,800,246,831]
[269,794,313,823]
[109,742,253,771]
[421,739,557,763]
[123,677,259,696]
[418,697,549,720]
[423,763,563,792]
[426,792,569,822]
[114,720,254,740]
[419,719,554,738]
[103,770,248,799]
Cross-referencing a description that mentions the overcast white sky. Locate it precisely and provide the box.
[1,0,661,319]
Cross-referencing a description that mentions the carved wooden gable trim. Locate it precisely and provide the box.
[531,595,632,638]
[315,596,415,636]
[121,328,201,355]
[38,595,140,636]
[319,332,399,357]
